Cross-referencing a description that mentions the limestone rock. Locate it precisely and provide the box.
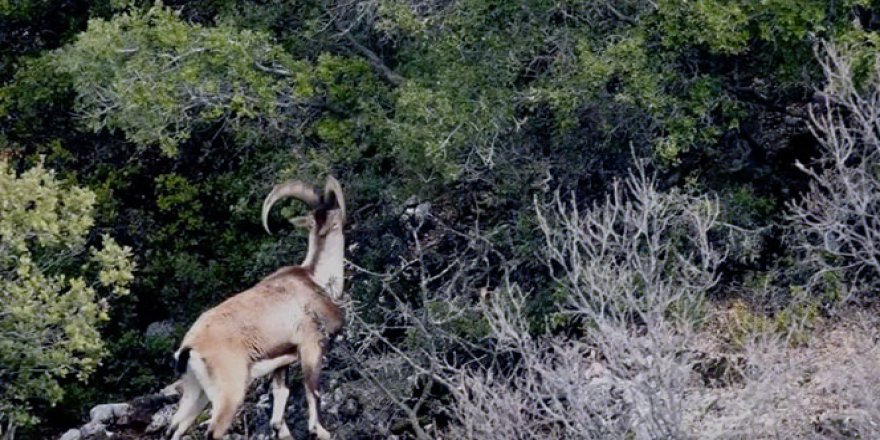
[145,320,176,340]
[145,403,176,433]
[89,403,130,424]
[59,429,82,440]
[79,421,108,439]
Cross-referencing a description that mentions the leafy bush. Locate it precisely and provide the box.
[0,160,133,433]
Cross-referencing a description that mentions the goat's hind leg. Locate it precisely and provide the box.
[300,342,331,440]
[269,367,293,440]
[167,373,209,440]
[202,362,248,440]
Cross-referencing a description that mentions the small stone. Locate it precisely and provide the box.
[79,421,107,439]
[255,392,272,410]
[339,396,361,421]
[59,429,82,440]
[128,393,178,427]
[401,201,433,225]
[145,320,176,339]
[161,380,182,397]
[89,403,130,424]
[145,404,176,433]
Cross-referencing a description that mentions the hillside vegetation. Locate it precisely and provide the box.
[1,1,880,439]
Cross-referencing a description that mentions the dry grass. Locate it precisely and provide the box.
[684,305,880,439]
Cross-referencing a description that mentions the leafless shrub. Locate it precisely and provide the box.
[336,211,502,439]
[788,42,880,297]
[330,40,880,440]
[441,165,724,440]
[339,153,880,440]
[537,163,722,330]
[335,165,724,439]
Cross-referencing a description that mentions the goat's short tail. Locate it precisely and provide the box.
[175,347,191,374]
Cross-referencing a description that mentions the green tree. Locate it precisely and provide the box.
[0,160,134,434]
[53,5,314,156]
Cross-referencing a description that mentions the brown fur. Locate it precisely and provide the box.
[181,268,343,367]
[168,177,345,440]
[172,267,343,440]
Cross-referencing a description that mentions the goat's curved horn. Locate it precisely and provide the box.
[324,175,345,221]
[262,180,321,234]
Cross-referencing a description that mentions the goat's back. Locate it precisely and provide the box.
[180,266,342,363]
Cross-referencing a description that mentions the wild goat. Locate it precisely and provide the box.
[166,176,346,440]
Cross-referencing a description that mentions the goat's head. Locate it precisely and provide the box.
[262,176,346,237]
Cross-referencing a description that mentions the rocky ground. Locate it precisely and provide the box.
[59,307,880,440]
[57,368,392,440]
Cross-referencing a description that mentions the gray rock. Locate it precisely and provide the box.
[145,403,177,433]
[145,320,175,339]
[255,392,272,410]
[338,395,362,422]
[79,421,107,439]
[161,380,181,397]
[402,201,433,225]
[128,392,179,427]
[89,403,130,424]
[59,429,82,440]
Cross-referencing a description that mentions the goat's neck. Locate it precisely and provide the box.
[301,230,345,300]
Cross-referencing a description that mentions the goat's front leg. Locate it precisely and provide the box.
[269,367,293,440]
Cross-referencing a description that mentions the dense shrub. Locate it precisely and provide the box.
[0,160,133,433]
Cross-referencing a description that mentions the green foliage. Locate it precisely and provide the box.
[825,31,880,92]
[0,160,133,429]
[425,299,491,340]
[0,56,72,121]
[727,185,777,227]
[153,173,204,242]
[656,0,749,55]
[53,5,314,155]
[725,296,820,348]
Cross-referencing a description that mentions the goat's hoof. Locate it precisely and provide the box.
[273,424,293,440]
[311,427,331,440]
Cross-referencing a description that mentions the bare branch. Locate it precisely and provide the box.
[342,33,405,86]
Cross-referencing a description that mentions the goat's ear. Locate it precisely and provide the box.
[289,216,312,229]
